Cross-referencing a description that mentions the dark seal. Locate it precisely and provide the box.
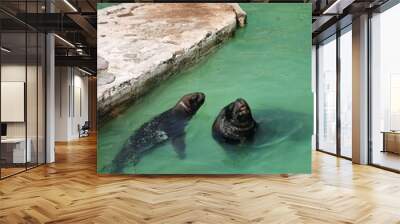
[212,98,257,145]
[109,92,205,172]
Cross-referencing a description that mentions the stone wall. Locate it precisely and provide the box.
[97,3,246,121]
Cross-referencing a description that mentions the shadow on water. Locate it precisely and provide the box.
[219,108,312,168]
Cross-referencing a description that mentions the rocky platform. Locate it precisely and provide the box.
[97,3,246,120]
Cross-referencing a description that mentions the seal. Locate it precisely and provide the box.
[109,92,206,172]
[212,98,257,145]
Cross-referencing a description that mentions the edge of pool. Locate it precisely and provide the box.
[97,4,247,124]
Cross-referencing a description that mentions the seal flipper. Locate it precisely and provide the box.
[171,134,186,159]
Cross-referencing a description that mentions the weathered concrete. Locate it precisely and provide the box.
[97,3,246,120]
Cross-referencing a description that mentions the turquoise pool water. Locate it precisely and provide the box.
[98,4,312,174]
[97,3,117,9]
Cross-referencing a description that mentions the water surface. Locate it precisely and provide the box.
[98,4,312,174]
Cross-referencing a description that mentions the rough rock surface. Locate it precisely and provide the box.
[97,3,246,120]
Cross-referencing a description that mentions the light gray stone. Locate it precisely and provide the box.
[98,72,116,86]
[97,3,246,120]
[97,55,109,72]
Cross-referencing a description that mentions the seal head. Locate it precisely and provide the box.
[229,98,254,126]
[212,98,257,145]
[175,92,206,116]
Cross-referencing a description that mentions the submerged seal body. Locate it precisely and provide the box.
[109,92,205,172]
[212,98,257,145]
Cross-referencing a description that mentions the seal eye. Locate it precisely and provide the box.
[189,95,198,105]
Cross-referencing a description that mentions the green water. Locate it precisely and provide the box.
[98,4,312,174]
[97,3,117,9]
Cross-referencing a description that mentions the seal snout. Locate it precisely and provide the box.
[234,98,250,115]
[191,92,206,108]
[231,98,253,123]
[178,92,206,115]
[197,92,206,105]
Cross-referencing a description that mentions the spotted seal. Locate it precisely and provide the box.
[109,92,205,172]
[212,98,257,145]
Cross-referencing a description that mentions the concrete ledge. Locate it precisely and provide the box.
[97,3,246,121]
